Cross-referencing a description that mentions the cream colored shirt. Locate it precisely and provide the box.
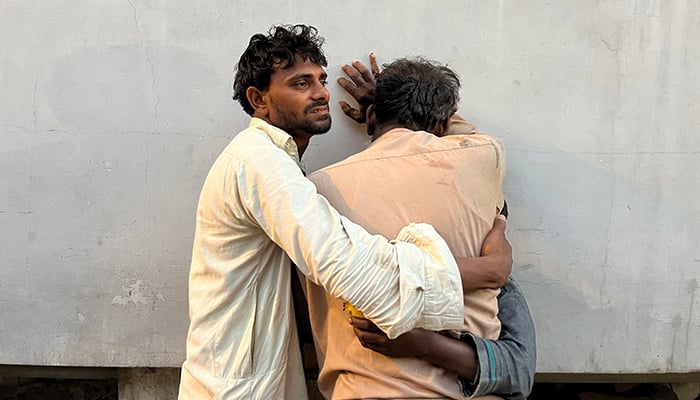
[307,123,505,399]
[178,118,464,400]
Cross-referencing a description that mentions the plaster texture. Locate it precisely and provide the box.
[1,0,698,374]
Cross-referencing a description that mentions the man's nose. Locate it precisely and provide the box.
[312,81,330,101]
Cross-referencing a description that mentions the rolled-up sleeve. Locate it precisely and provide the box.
[458,277,536,400]
[389,223,465,339]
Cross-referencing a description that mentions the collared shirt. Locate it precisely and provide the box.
[306,124,506,399]
[178,118,464,400]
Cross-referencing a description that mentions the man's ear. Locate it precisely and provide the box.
[246,87,268,117]
[366,104,377,137]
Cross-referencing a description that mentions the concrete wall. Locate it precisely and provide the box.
[1,0,698,374]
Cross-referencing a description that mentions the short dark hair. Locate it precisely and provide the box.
[232,24,328,115]
[374,57,460,132]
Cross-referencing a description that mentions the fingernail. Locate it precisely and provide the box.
[496,214,506,221]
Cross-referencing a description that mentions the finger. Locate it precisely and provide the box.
[351,60,374,83]
[337,76,363,99]
[338,101,362,120]
[483,217,506,246]
[491,214,507,233]
[341,63,366,86]
[353,326,375,344]
[353,328,383,346]
[349,316,378,331]
[356,334,379,351]
[481,214,508,255]
[357,317,382,332]
[369,52,379,76]
[359,340,384,354]
[337,76,356,90]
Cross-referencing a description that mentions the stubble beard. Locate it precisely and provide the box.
[300,100,332,135]
[276,102,332,136]
[303,113,331,135]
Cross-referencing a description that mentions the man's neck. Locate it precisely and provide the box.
[371,121,447,141]
[293,135,311,158]
[371,123,402,142]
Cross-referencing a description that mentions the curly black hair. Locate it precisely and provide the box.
[232,24,328,115]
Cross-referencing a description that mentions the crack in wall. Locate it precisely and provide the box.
[687,279,697,365]
[31,75,38,134]
[600,38,622,52]
[126,0,156,216]
[127,0,160,134]
[25,73,38,245]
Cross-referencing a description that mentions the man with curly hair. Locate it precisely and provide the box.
[178,24,513,400]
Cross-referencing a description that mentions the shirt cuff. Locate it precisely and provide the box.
[391,223,464,338]
[459,332,497,398]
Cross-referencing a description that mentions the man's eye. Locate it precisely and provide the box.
[294,81,308,88]
[321,80,328,86]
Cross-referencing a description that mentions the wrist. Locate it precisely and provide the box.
[489,252,512,283]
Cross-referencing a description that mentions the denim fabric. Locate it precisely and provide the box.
[460,276,537,400]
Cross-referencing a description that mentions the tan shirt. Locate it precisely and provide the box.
[307,124,506,399]
[178,118,466,400]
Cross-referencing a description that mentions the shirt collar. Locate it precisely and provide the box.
[370,127,415,146]
[250,117,301,165]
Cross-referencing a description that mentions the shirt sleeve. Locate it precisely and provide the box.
[447,113,479,135]
[231,142,464,339]
[458,276,537,400]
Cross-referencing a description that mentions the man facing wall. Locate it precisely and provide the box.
[304,57,535,399]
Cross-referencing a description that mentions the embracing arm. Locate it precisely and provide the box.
[350,319,479,379]
[456,214,512,292]
[350,276,536,399]
[349,215,514,379]
[234,129,463,338]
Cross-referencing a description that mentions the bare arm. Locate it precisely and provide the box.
[350,277,536,399]
[348,215,513,379]
[350,319,478,379]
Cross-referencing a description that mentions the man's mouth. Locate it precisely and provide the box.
[309,106,328,114]
[307,103,329,115]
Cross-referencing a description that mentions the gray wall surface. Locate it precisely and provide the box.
[1,1,698,374]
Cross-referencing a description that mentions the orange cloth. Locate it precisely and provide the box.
[306,124,506,399]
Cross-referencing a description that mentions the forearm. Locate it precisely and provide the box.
[348,276,534,397]
[414,331,479,381]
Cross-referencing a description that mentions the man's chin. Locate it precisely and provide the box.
[307,117,332,135]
